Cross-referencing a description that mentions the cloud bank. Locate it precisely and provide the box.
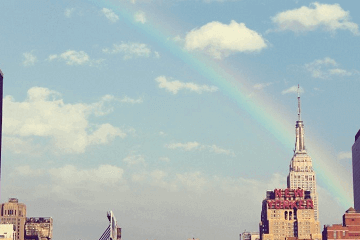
[271,2,359,35]
[3,87,129,154]
[185,20,267,59]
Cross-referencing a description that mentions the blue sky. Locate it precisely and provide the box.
[0,0,359,239]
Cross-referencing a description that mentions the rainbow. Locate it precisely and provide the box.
[88,0,353,208]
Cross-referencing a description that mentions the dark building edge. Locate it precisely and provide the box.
[0,69,3,198]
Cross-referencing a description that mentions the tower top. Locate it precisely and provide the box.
[294,85,305,153]
[297,84,301,121]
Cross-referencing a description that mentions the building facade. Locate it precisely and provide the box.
[260,188,321,240]
[353,130,360,211]
[0,69,3,183]
[25,218,53,240]
[240,231,260,240]
[323,207,360,240]
[287,90,319,221]
[0,224,16,240]
[0,198,26,240]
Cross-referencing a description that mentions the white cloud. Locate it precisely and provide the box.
[48,164,126,199]
[176,171,207,191]
[281,85,304,95]
[103,42,153,59]
[3,136,43,155]
[304,57,357,79]
[154,51,160,58]
[155,76,218,94]
[337,151,352,160]
[208,144,235,156]
[123,154,146,166]
[48,50,103,66]
[165,141,235,156]
[166,142,200,151]
[3,87,127,154]
[101,8,119,23]
[271,2,359,35]
[90,95,142,116]
[329,68,353,77]
[22,52,37,66]
[134,11,146,24]
[64,8,75,18]
[119,96,143,104]
[50,164,124,185]
[185,20,267,59]
[159,157,170,162]
[14,165,44,177]
[253,82,273,90]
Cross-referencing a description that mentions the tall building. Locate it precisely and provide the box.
[0,69,3,192]
[322,207,360,240]
[352,130,360,211]
[259,188,321,240]
[287,89,319,221]
[0,198,26,240]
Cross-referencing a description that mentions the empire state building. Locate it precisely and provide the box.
[287,88,319,221]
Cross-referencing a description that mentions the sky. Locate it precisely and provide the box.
[0,0,359,239]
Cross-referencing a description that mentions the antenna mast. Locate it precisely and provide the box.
[297,84,301,121]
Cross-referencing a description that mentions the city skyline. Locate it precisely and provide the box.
[0,0,359,239]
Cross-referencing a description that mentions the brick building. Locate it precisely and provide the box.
[323,207,360,240]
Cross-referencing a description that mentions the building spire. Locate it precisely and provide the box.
[295,85,305,153]
[297,84,301,121]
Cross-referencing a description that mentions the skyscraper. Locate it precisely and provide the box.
[287,87,319,221]
[352,129,360,211]
[0,198,26,240]
[0,69,3,196]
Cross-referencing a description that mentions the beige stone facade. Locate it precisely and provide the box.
[260,189,321,240]
[0,198,26,240]
[0,224,16,240]
[25,218,53,240]
[287,111,319,221]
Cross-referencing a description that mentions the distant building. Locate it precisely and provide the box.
[0,69,3,185]
[0,199,52,240]
[0,198,26,240]
[240,231,260,240]
[259,188,321,240]
[322,207,360,240]
[353,130,360,211]
[25,217,53,240]
[0,224,16,240]
[98,211,121,240]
